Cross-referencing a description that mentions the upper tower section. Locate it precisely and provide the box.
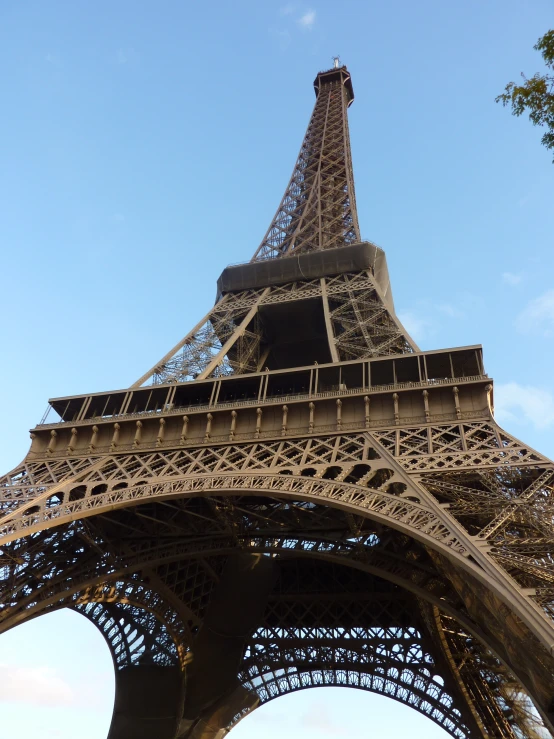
[129,63,417,388]
[251,64,361,261]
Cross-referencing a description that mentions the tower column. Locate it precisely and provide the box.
[179,553,278,737]
[108,666,184,739]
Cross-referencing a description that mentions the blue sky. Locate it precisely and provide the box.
[0,1,553,736]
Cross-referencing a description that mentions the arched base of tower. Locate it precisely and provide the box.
[108,665,183,739]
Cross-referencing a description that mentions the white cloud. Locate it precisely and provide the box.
[437,302,465,318]
[397,310,434,342]
[45,52,62,67]
[396,289,481,348]
[301,701,348,735]
[271,28,292,50]
[273,6,315,47]
[516,289,554,336]
[298,10,316,28]
[116,47,138,66]
[398,298,468,341]
[457,290,485,311]
[494,382,554,430]
[502,272,522,286]
[0,664,75,706]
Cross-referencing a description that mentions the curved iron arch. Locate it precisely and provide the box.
[0,506,544,736]
[77,599,180,669]
[238,671,468,738]
[3,470,549,655]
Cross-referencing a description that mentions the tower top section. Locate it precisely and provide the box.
[252,64,360,261]
[314,64,354,106]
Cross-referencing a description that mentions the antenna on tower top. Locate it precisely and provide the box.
[333,56,340,69]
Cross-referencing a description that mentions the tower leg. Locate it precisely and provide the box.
[108,665,184,739]
[180,685,258,738]
[179,553,278,737]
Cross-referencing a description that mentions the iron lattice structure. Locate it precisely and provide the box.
[2,64,554,739]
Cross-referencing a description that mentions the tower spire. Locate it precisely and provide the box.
[252,64,361,261]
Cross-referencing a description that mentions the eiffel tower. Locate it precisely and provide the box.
[2,62,554,739]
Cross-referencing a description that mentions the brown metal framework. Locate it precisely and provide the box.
[252,66,360,260]
[1,64,553,738]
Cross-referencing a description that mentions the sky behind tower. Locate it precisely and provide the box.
[0,1,553,736]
